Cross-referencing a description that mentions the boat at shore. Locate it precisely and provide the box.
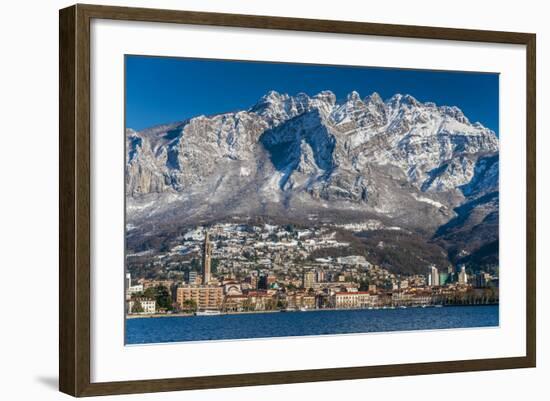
[194,309,222,316]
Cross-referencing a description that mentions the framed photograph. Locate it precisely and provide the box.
[59,4,536,397]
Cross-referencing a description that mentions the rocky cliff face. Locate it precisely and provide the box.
[125,90,499,267]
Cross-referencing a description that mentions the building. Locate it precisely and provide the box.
[125,272,131,289]
[429,265,440,287]
[286,291,316,310]
[331,291,373,309]
[257,274,277,290]
[224,282,242,295]
[257,274,269,290]
[289,294,316,310]
[202,231,213,285]
[474,272,491,288]
[245,291,276,311]
[177,285,223,310]
[267,274,277,287]
[438,271,449,286]
[244,275,258,289]
[458,265,468,285]
[128,297,156,314]
[223,294,249,312]
[126,284,144,300]
[302,270,316,289]
[186,270,199,284]
[316,270,326,283]
[392,292,414,306]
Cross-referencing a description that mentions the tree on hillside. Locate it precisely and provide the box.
[144,285,172,311]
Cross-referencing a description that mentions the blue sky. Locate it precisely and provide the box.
[126,55,499,134]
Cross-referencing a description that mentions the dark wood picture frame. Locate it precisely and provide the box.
[59,3,536,397]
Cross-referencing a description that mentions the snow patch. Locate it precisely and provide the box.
[411,194,444,208]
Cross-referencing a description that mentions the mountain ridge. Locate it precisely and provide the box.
[125,90,499,272]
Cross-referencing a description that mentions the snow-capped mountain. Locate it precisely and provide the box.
[125,90,499,268]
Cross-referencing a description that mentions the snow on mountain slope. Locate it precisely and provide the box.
[125,90,498,239]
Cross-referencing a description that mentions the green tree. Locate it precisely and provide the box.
[144,285,173,311]
[286,283,297,291]
[181,299,197,313]
[276,300,286,309]
[211,258,220,274]
[190,258,200,270]
[131,299,144,314]
[358,279,371,291]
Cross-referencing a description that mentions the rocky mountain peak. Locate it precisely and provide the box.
[365,91,383,105]
[313,90,337,106]
[126,88,499,229]
[402,93,420,105]
[347,90,362,102]
[387,93,404,107]
[261,90,288,103]
[387,93,423,111]
[439,105,470,124]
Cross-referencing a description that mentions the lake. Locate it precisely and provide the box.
[125,305,498,344]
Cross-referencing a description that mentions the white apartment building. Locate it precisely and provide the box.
[128,297,156,314]
[331,291,373,309]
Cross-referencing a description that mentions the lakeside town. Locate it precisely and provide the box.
[125,223,499,317]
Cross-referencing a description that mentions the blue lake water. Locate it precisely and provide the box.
[125,305,498,344]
